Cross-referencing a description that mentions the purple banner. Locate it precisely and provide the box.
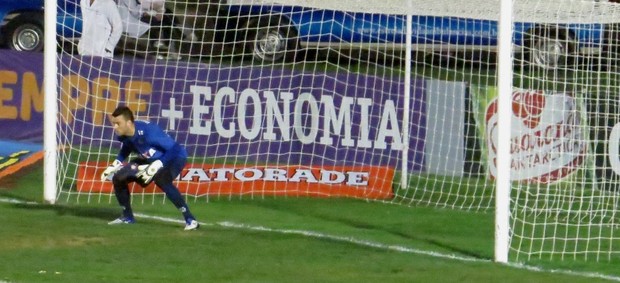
[0,50,46,143]
[0,51,430,171]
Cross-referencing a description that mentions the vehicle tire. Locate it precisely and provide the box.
[4,13,44,52]
[523,27,575,70]
[245,17,298,63]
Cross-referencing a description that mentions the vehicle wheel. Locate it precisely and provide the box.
[524,28,575,69]
[5,13,44,52]
[246,17,298,63]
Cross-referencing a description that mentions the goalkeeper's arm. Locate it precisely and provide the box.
[115,143,131,163]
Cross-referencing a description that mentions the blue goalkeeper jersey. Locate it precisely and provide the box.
[115,120,187,165]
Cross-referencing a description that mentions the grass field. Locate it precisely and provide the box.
[1,163,620,283]
[3,50,620,282]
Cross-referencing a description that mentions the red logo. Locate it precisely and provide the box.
[511,90,545,129]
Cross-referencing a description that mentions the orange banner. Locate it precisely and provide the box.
[77,162,395,199]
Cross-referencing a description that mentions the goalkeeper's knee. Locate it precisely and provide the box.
[153,169,174,188]
[112,168,133,186]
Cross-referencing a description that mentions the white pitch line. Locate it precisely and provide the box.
[3,197,620,282]
[216,220,486,262]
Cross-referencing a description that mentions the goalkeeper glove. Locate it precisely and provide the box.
[136,160,164,183]
[100,160,123,181]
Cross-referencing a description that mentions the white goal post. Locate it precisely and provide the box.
[44,0,620,265]
[43,0,58,204]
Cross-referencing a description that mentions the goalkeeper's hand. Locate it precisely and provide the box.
[136,160,164,184]
[100,160,123,181]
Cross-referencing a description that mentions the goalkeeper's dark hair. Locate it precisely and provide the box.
[112,105,135,122]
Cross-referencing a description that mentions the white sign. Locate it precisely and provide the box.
[486,90,586,183]
[185,85,403,150]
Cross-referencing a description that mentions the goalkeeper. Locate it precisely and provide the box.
[100,105,199,231]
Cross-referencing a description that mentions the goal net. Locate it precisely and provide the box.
[50,0,620,263]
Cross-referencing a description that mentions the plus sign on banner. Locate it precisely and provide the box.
[161,97,184,130]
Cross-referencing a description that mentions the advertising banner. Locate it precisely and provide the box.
[0,140,43,179]
[58,55,429,170]
[77,162,395,198]
[586,90,620,191]
[0,50,45,143]
[0,50,470,196]
[61,55,426,198]
[471,86,588,183]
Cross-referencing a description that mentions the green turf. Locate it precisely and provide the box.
[1,163,620,282]
[4,54,620,282]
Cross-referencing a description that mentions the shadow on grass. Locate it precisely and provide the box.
[5,201,120,222]
[334,216,490,260]
[249,199,492,261]
[1,194,183,229]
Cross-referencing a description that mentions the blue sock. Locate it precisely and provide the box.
[160,183,195,221]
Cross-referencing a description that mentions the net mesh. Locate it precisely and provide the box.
[53,0,620,261]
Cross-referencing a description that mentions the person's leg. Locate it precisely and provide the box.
[164,8,196,41]
[138,14,169,52]
[158,14,183,59]
[175,20,198,42]
[153,157,195,222]
[111,165,140,221]
[159,14,176,42]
